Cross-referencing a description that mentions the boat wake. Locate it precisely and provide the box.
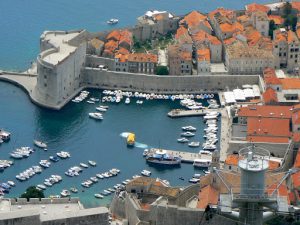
[120,132,148,149]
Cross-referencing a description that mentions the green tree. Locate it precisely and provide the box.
[20,186,45,200]
[156,66,169,75]
[281,2,297,31]
[283,2,292,16]
[269,20,276,38]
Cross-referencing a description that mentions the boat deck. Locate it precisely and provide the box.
[148,148,212,164]
[167,108,221,118]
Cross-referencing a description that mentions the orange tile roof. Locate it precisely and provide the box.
[274,30,287,43]
[115,53,129,63]
[267,183,289,204]
[197,185,219,209]
[220,22,244,33]
[292,2,300,12]
[265,76,281,85]
[263,67,276,78]
[287,30,299,44]
[208,8,235,20]
[281,78,300,90]
[192,30,221,45]
[117,47,130,55]
[237,15,250,24]
[179,51,192,61]
[223,37,237,45]
[225,154,239,166]
[293,111,300,125]
[247,117,291,143]
[297,28,300,40]
[225,154,280,169]
[292,171,300,189]
[268,15,284,25]
[293,133,300,143]
[238,105,293,119]
[197,48,210,62]
[106,29,133,49]
[175,26,189,39]
[128,53,158,63]
[294,149,300,168]
[180,11,207,28]
[104,40,118,51]
[289,191,296,204]
[246,3,270,13]
[263,88,278,104]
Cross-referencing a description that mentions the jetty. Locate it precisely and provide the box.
[167,108,220,118]
[148,148,212,164]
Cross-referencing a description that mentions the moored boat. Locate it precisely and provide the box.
[127,133,135,146]
[141,169,151,177]
[34,140,47,149]
[146,150,181,166]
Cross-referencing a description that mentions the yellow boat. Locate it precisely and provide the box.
[127,133,135,146]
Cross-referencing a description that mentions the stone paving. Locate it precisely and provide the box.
[220,107,231,164]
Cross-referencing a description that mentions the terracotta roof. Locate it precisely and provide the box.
[225,154,280,170]
[263,67,276,78]
[281,78,300,90]
[289,191,296,204]
[292,2,300,12]
[179,51,192,61]
[247,117,291,143]
[293,133,300,143]
[294,149,300,168]
[106,29,133,50]
[237,105,293,118]
[168,44,192,62]
[237,15,250,24]
[246,3,270,13]
[192,30,221,45]
[116,47,130,55]
[220,22,244,33]
[223,37,237,45]
[292,171,300,189]
[197,185,219,209]
[263,88,278,104]
[242,26,262,46]
[267,183,289,204]
[274,30,287,44]
[297,28,300,40]
[180,11,207,28]
[293,111,300,125]
[128,53,158,63]
[268,15,284,25]
[208,8,235,20]
[287,30,299,44]
[197,48,210,61]
[175,26,189,39]
[104,40,118,52]
[115,53,129,63]
[264,76,281,85]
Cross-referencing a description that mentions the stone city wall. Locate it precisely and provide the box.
[85,55,115,70]
[82,68,261,94]
[10,198,80,205]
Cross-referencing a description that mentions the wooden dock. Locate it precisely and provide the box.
[148,148,212,164]
[167,109,220,118]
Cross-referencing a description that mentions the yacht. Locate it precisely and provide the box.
[87,100,95,104]
[141,169,151,177]
[96,174,104,179]
[188,142,200,147]
[89,112,103,120]
[182,126,197,131]
[49,156,59,162]
[56,151,71,159]
[39,160,51,168]
[99,105,109,109]
[146,150,181,166]
[95,193,104,199]
[70,187,78,193]
[37,184,46,190]
[61,189,71,197]
[90,98,100,102]
[125,97,130,104]
[181,132,195,137]
[193,159,212,168]
[10,153,23,159]
[96,107,107,112]
[90,177,98,183]
[34,140,47,149]
[143,149,149,157]
[107,18,119,25]
[80,163,89,168]
[177,138,189,143]
[88,160,97,166]
[7,181,15,187]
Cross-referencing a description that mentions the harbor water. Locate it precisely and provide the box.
[0,82,220,208]
[0,0,271,71]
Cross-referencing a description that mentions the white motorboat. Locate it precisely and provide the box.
[7,181,15,187]
[90,177,98,183]
[96,107,107,112]
[193,158,211,168]
[95,193,104,199]
[88,160,97,166]
[188,142,200,147]
[203,145,216,150]
[125,98,130,104]
[34,140,47,149]
[56,151,71,159]
[141,169,151,177]
[60,189,71,197]
[87,100,95,104]
[107,18,119,25]
[182,126,197,131]
[37,184,46,190]
[89,112,103,120]
[189,178,200,183]
[96,174,104,179]
[181,132,195,137]
[199,150,212,155]
[99,105,109,109]
[90,98,100,102]
[177,138,189,143]
[80,163,89,168]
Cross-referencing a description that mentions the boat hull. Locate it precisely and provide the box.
[146,159,181,167]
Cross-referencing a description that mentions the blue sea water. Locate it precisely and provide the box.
[0,0,271,71]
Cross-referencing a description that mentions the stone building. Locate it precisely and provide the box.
[167,45,192,75]
[36,30,87,108]
[127,53,158,74]
[225,40,274,74]
[197,48,211,74]
[87,38,104,56]
[250,11,269,37]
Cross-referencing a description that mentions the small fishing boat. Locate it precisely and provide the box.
[96,107,107,112]
[182,126,197,131]
[99,105,109,109]
[37,184,46,190]
[88,160,96,166]
[49,156,59,162]
[188,142,200,147]
[80,163,89,168]
[70,187,78,193]
[89,112,103,120]
[107,18,119,25]
[86,100,95,104]
[125,97,130,104]
[95,193,104,199]
[90,177,98,183]
[7,181,15,187]
[127,133,135,146]
[141,169,151,177]
[181,132,195,137]
[96,174,104,179]
[61,189,71,197]
[177,137,189,143]
[34,140,47,149]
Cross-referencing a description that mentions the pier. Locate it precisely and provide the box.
[148,148,212,164]
[167,108,221,118]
